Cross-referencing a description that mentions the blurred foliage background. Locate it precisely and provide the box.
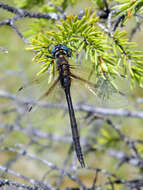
[0,0,143,189]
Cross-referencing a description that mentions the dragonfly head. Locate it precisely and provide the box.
[50,44,72,58]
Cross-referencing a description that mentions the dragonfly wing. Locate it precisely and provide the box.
[28,76,60,111]
[18,72,51,92]
[70,73,97,89]
[70,73,129,109]
[17,71,59,112]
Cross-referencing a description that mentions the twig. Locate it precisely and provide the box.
[0,2,62,43]
[0,122,72,144]
[1,90,143,119]
[0,46,8,53]
[0,165,52,190]
[0,178,38,190]
[0,2,61,19]
[0,147,86,188]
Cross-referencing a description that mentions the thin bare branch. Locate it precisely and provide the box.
[0,90,143,119]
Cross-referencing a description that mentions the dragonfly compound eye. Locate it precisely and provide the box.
[51,47,56,55]
[61,45,68,51]
[61,45,72,57]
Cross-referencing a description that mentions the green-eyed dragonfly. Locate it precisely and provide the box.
[19,44,128,168]
[44,44,87,167]
[19,44,99,168]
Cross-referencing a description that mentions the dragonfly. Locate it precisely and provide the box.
[46,44,86,167]
[19,44,128,167]
[19,44,98,168]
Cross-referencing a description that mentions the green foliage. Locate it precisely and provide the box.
[111,30,143,88]
[24,19,55,39]
[27,7,143,89]
[113,0,143,24]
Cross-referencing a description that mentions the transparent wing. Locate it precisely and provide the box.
[70,71,130,109]
[16,70,62,117]
[69,58,131,109]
